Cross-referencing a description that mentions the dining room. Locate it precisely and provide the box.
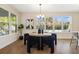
[0,4,79,54]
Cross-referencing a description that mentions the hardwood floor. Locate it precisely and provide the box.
[0,39,79,54]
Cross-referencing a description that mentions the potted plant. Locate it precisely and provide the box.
[18,24,24,40]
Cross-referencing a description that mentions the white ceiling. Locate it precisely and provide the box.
[11,4,79,13]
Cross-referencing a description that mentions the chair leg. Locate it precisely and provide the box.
[70,39,72,46]
[50,48,54,53]
[50,43,54,54]
[27,47,31,53]
[70,36,73,46]
[24,39,26,45]
[55,35,57,45]
[76,39,78,49]
[55,39,57,45]
[50,40,54,54]
[27,40,31,53]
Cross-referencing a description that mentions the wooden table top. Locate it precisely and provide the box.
[29,32,52,36]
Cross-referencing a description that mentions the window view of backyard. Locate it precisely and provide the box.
[0,8,9,36]
[63,16,71,30]
[0,8,17,36]
[37,16,71,32]
[11,13,16,33]
[46,17,53,30]
[47,16,71,31]
[53,16,62,30]
[36,15,45,29]
[0,7,71,36]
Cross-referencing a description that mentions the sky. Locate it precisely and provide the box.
[36,16,71,23]
[54,16,71,22]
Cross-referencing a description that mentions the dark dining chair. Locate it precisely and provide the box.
[24,33,29,45]
[26,33,56,53]
[41,33,57,53]
[41,36,55,53]
[27,35,40,53]
[51,33,57,45]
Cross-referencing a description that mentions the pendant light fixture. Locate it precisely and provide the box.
[37,4,44,21]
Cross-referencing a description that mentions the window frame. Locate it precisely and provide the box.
[0,8,9,35]
[53,16,72,32]
[10,13,17,33]
[36,16,72,32]
[0,7,17,36]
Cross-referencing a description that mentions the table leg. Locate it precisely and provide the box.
[24,39,26,45]
[27,40,31,53]
[40,38,44,50]
[37,39,40,50]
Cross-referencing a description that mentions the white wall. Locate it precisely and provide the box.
[21,12,79,39]
[0,4,20,49]
[0,33,19,49]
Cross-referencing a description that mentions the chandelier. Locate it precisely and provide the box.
[37,4,44,21]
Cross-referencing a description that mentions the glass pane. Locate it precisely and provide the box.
[54,16,62,30]
[4,17,8,23]
[11,13,16,33]
[0,8,9,36]
[36,22,44,29]
[36,15,45,29]
[0,17,3,22]
[63,16,71,30]
[46,17,53,30]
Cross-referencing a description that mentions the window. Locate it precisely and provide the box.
[53,16,62,30]
[46,17,53,30]
[50,16,71,31]
[26,16,71,32]
[0,8,9,36]
[63,16,71,30]
[10,13,17,33]
[54,16,71,31]
[36,15,45,29]
[0,7,17,36]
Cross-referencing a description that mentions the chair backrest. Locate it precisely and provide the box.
[72,32,78,39]
[51,33,57,41]
[24,33,29,40]
[51,33,57,38]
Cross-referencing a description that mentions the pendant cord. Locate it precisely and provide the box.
[39,4,42,15]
